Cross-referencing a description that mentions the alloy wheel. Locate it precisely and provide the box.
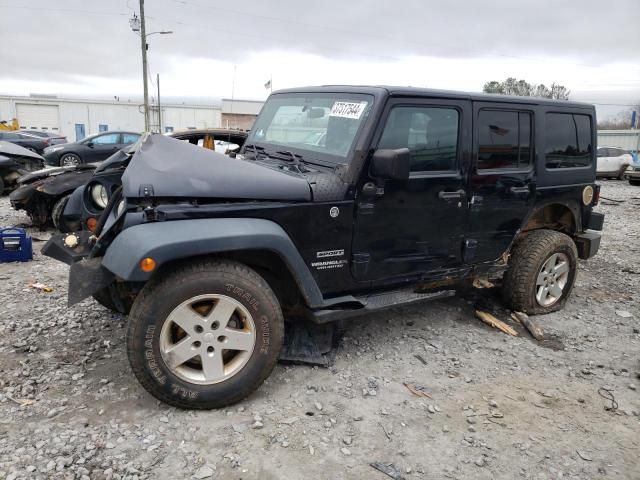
[159,294,256,385]
[535,253,570,307]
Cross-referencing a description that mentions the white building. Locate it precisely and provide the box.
[0,94,263,141]
[597,129,639,152]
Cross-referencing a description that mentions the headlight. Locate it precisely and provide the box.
[47,146,64,153]
[90,184,109,209]
[116,199,125,216]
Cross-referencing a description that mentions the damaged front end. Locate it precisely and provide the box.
[10,165,97,229]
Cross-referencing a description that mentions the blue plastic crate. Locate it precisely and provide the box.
[0,227,33,263]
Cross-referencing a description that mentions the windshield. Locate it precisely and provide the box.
[246,93,374,163]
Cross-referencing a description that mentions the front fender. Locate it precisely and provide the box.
[102,218,324,308]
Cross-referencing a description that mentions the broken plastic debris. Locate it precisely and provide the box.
[28,282,53,292]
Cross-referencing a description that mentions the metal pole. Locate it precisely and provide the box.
[157,73,161,133]
[139,0,149,132]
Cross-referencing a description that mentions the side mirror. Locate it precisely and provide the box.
[371,148,411,180]
[87,142,94,148]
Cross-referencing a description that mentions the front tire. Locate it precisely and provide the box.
[126,259,284,409]
[51,194,71,232]
[60,153,81,166]
[503,229,578,314]
[629,178,640,186]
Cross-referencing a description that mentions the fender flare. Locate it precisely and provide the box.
[102,218,324,308]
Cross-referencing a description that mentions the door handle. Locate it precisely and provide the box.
[438,189,465,200]
[510,186,530,195]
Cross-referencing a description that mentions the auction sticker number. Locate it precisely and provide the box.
[330,101,367,119]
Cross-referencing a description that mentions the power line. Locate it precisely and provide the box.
[0,4,129,16]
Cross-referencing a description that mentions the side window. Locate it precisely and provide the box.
[92,133,120,145]
[596,148,608,157]
[477,109,532,170]
[545,113,592,169]
[378,106,459,172]
[122,134,140,144]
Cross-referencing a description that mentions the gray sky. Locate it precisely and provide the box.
[1,0,639,119]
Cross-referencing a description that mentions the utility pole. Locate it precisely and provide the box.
[139,0,149,132]
[157,73,161,133]
[130,5,171,133]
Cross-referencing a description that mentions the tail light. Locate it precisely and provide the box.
[43,138,50,146]
[593,184,600,206]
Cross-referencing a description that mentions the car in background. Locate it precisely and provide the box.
[19,129,68,145]
[0,131,51,154]
[43,131,141,167]
[596,146,632,179]
[0,141,44,195]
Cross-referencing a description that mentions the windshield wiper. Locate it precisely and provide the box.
[243,143,265,159]
[275,150,302,164]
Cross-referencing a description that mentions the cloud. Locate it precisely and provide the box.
[0,0,638,109]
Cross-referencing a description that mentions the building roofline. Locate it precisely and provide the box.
[0,94,229,110]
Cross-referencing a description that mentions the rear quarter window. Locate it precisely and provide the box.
[545,113,593,169]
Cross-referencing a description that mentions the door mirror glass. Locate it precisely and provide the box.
[371,148,411,180]
[86,142,94,148]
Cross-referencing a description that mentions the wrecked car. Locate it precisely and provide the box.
[44,86,604,409]
[61,129,247,233]
[0,141,44,195]
[9,163,97,230]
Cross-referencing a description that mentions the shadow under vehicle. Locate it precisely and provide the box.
[44,86,604,409]
[0,141,44,195]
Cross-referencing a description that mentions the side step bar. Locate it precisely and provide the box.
[307,288,454,324]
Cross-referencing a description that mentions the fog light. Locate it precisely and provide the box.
[582,186,594,205]
[139,257,157,272]
[86,217,98,232]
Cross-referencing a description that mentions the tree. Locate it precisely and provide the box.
[597,102,640,129]
[482,77,570,100]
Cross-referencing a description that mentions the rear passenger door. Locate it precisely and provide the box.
[466,103,535,263]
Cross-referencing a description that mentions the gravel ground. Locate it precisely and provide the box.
[0,180,638,480]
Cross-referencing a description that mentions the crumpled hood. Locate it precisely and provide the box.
[17,164,96,185]
[0,140,44,161]
[121,134,312,201]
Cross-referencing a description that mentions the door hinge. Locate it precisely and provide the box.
[351,252,370,277]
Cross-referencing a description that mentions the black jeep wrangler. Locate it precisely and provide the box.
[43,86,604,409]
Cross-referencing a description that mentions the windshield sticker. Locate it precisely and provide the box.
[329,102,367,119]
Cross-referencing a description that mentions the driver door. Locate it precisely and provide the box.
[87,133,121,162]
[351,98,471,283]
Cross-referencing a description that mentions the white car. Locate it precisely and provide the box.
[596,146,633,179]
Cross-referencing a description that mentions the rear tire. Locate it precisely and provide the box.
[629,178,640,186]
[126,259,284,409]
[51,194,71,232]
[503,229,578,314]
[0,176,4,196]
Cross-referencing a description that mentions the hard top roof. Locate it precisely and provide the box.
[273,85,594,109]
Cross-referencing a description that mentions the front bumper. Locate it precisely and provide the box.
[42,231,114,305]
[626,167,640,179]
[43,152,61,167]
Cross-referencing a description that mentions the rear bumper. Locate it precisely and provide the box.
[574,231,601,260]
